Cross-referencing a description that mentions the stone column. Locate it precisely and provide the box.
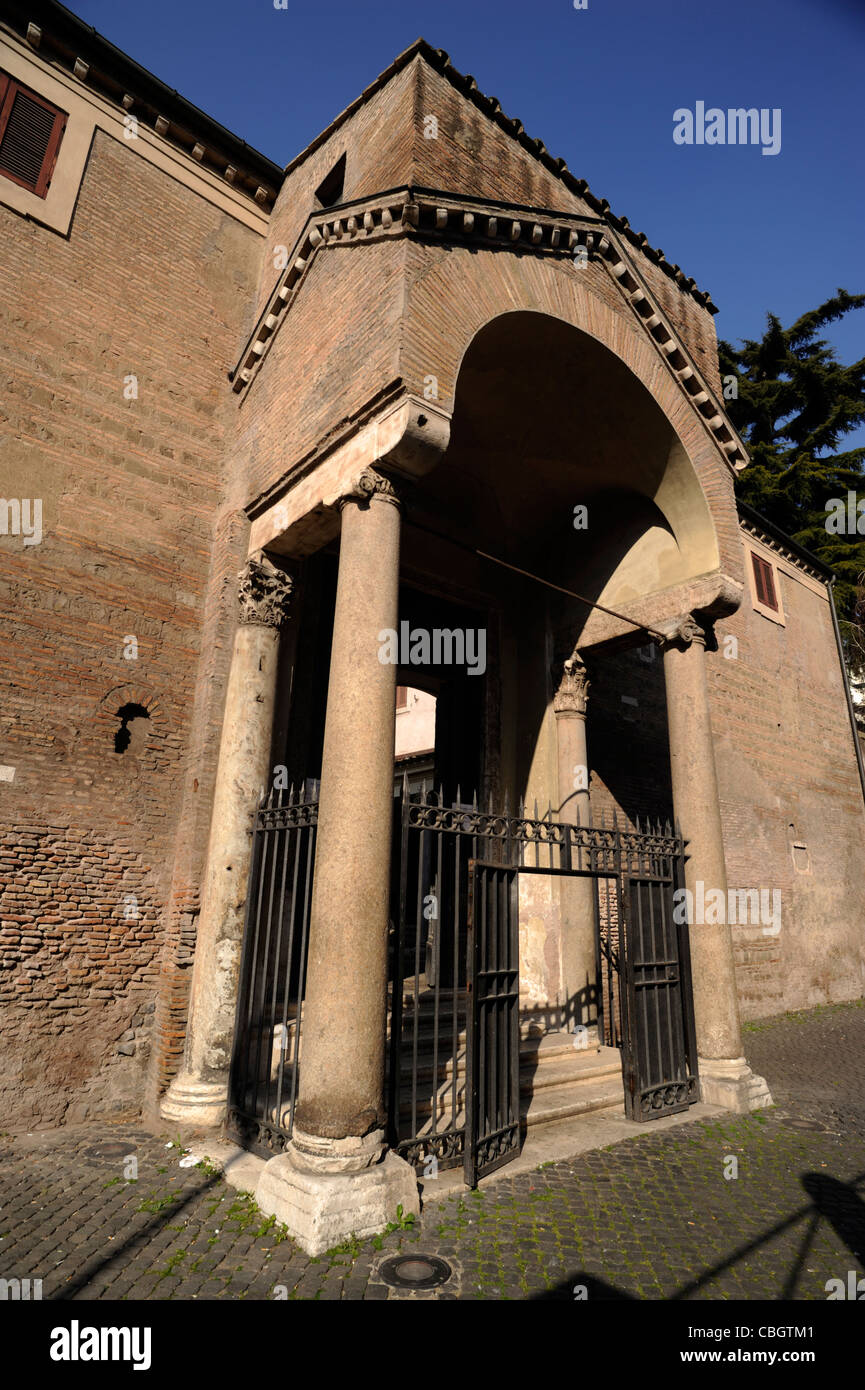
[662,614,771,1111]
[554,654,598,1043]
[161,551,293,1126]
[255,467,419,1254]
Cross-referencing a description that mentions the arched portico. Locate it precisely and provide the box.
[164,259,769,1254]
[412,308,763,1096]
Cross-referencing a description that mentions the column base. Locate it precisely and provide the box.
[698,1056,773,1113]
[159,1073,227,1129]
[255,1147,420,1256]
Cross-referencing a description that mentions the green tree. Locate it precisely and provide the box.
[718,289,865,636]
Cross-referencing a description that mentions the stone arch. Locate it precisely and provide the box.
[403,243,744,596]
[415,303,736,656]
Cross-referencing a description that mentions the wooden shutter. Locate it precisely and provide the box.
[396,685,408,710]
[751,552,778,610]
[0,73,67,199]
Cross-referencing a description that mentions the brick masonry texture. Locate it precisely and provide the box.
[708,560,865,1016]
[0,126,263,1126]
[577,549,865,1019]
[243,51,725,515]
[2,31,863,1138]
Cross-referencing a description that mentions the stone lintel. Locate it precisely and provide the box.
[576,571,743,651]
[249,395,451,559]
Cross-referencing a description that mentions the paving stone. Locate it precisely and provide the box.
[1,1002,864,1300]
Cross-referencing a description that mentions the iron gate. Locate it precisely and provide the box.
[388,790,700,1182]
[228,781,699,1174]
[465,862,521,1182]
[617,856,699,1120]
[226,784,317,1157]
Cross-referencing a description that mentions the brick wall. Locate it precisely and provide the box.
[242,49,723,515]
[708,541,865,1017]
[0,127,262,1126]
[576,540,865,1020]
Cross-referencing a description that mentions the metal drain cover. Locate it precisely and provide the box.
[83,1141,137,1159]
[782,1118,829,1133]
[378,1255,452,1290]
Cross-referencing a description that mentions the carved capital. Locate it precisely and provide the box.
[237,550,293,629]
[338,466,403,511]
[553,653,590,715]
[661,613,706,650]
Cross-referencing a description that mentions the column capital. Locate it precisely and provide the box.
[237,549,294,629]
[660,612,707,651]
[553,652,590,715]
[337,465,403,512]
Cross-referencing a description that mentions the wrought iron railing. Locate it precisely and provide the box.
[226,784,317,1157]
[228,780,695,1165]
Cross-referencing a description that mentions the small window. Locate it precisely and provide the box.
[0,72,67,198]
[751,552,779,611]
[396,685,408,710]
[314,152,345,208]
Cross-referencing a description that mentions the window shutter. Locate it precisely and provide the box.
[751,553,778,610]
[0,74,67,198]
[396,686,408,709]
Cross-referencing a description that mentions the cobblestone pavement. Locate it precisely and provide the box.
[1,1000,863,1301]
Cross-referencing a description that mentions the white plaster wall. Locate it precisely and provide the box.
[394,687,436,757]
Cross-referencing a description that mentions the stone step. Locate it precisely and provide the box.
[523,1074,623,1128]
[390,1036,616,1091]
[244,1040,623,1134]
[394,1044,622,1124]
[520,1049,621,1095]
[395,1070,623,1133]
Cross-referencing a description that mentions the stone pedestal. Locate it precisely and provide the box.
[256,467,419,1250]
[256,1148,418,1258]
[697,1056,774,1113]
[161,551,293,1127]
[554,654,598,1041]
[662,614,771,1111]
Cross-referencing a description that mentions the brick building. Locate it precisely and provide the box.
[1,2,863,1250]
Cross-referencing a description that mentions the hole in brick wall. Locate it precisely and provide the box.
[114,702,150,754]
[314,151,345,208]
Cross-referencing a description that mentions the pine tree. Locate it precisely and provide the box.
[718,289,865,643]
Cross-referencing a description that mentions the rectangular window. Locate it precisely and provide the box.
[314,151,345,209]
[751,552,778,611]
[396,685,408,710]
[0,72,67,198]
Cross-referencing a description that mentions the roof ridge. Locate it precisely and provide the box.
[284,36,716,311]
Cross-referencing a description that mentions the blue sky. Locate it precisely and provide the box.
[71,0,864,436]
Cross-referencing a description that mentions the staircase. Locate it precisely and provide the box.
[244,995,624,1141]
[388,991,623,1140]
